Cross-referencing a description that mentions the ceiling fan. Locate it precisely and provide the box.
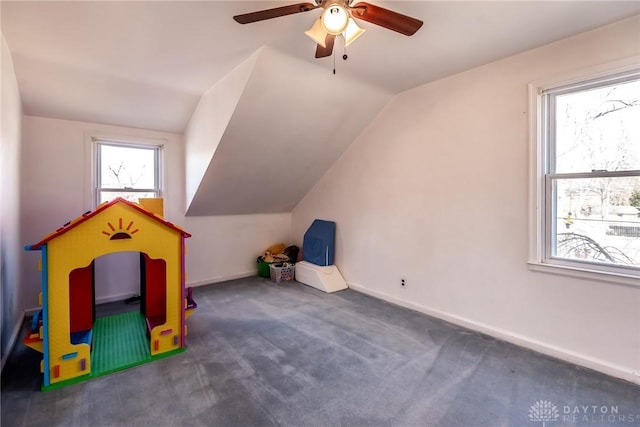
[233,0,423,59]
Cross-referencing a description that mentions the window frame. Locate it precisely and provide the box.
[89,135,164,209]
[528,59,640,287]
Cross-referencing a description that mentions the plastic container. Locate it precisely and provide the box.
[257,257,276,278]
[269,263,295,283]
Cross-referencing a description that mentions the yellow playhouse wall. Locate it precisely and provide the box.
[44,202,184,384]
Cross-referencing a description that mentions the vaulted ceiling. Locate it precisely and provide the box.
[3,1,639,215]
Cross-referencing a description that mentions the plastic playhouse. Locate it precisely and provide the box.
[24,197,195,390]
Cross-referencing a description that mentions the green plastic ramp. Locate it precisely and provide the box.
[92,311,150,376]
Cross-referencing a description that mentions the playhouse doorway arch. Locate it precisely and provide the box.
[68,251,169,340]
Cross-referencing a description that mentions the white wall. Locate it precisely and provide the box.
[20,117,185,305]
[292,16,640,383]
[1,35,23,366]
[20,116,291,309]
[184,213,291,286]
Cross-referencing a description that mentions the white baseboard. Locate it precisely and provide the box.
[348,282,640,385]
[23,272,257,314]
[25,306,40,316]
[25,291,139,314]
[1,313,25,372]
[95,292,139,305]
[187,271,256,288]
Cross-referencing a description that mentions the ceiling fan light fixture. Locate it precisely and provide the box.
[305,18,328,47]
[321,3,349,35]
[343,17,365,47]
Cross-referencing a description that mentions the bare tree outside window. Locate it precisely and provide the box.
[550,77,640,268]
[96,142,161,205]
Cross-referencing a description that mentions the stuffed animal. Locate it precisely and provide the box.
[261,242,300,266]
[266,243,286,255]
[263,250,276,262]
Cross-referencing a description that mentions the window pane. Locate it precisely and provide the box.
[100,144,156,189]
[553,176,640,268]
[99,191,158,205]
[554,79,640,173]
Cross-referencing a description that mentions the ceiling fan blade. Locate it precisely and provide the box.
[233,3,318,24]
[349,2,423,36]
[315,34,336,58]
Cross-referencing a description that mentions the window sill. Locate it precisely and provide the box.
[527,261,639,288]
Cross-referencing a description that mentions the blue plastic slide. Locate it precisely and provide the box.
[302,220,336,266]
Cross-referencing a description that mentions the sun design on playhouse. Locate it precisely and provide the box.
[23,197,196,391]
[102,218,139,239]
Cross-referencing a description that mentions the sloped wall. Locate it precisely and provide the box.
[184,49,260,209]
[185,47,391,216]
[292,17,640,382]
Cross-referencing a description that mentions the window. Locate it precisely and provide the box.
[531,66,640,281]
[95,140,162,206]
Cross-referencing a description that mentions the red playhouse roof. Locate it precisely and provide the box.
[26,197,191,251]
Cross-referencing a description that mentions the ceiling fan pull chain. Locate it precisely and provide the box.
[333,48,336,74]
[333,35,348,75]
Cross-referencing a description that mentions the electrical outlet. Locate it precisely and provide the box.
[401,278,406,287]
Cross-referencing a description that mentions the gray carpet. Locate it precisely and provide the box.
[2,277,639,426]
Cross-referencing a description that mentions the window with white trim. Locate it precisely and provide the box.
[95,140,162,207]
[535,69,640,278]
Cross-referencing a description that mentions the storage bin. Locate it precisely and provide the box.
[257,257,276,278]
[269,263,295,283]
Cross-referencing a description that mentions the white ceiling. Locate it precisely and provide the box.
[3,1,639,134]
[3,1,639,215]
